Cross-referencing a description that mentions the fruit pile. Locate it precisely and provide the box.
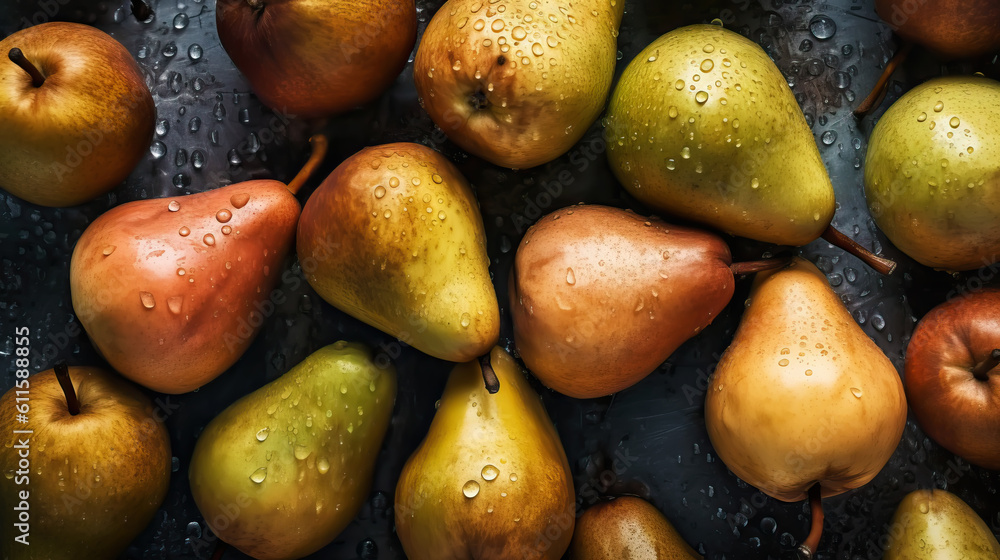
[1,0,999,558]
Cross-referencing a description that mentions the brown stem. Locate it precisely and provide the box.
[209,541,227,560]
[8,48,45,87]
[729,257,792,276]
[285,135,328,195]
[54,363,80,416]
[821,225,897,276]
[972,349,1000,381]
[854,42,913,119]
[130,0,154,22]
[480,354,500,394]
[797,484,824,560]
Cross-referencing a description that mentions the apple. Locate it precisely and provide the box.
[0,365,171,559]
[216,0,416,119]
[0,22,155,207]
[904,288,1000,470]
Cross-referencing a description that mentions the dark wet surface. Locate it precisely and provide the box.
[1,0,999,558]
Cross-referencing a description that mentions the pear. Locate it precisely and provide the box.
[414,0,625,169]
[0,365,171,560]
[569,496,701,560]
[297,142,499,363]
[70,137,327,394]
[883,489,1000,559]
[188,341,397,560]
[705,257,907,557]
[395,346,575,560]
[605,25,894,274]
[864,75,1000,271]
[510,204,786,398]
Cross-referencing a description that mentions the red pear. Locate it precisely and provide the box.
[70,137,327,394]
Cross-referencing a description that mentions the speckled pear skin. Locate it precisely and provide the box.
[883,489,1000,559]
[606,24,835,246]
[188,342,397,560]
[297,143,500,363]
[414,0,625,169]
[705,258,906,503]
[864,75,1000,271]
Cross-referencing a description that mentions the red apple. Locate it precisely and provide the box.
[904,288,1000,469]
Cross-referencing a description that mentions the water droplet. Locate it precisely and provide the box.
[460,313,472,328]
[778,359,789,367]
[203,234,215,246]
[809,15,837,39]
[700,59,714,72]
[463,480,480,498]
[176,268,186,277]
[222,225,232,235]
[102,245,116,256]
[531,43,544,56]
[666,159,676,170]
[949,117,960,128]
[681,146,691,159]
[294,445,310,460]
[933,101,944,112]
[805,369,813,376]
[317,458,330,474]
[173,13,188,29]
[188,43,203,61]
[566,268,576,285]
[821,130,837,145]
[916,112,927,122]
[851,387,863,398]
[178,226,190,237]
[214,209,232,223]
[167,296,183,315]
[230,193,250,208]
[695,91,709,103]
[509,473,518,482]
[250,467,267,483]
[491,19,505,32]
[674,79,685,90]
[150,141,166,159]
[482,465,499,481]
[140,292,155,309]
[918,502,929,514]
[167,200,181,212]
[256,428,269,442]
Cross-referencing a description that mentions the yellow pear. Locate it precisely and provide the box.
[395,347,575,559]
[414,0,625,169]
[297,143,499,363]
[569,496,701,559]
[883,489,1000,559]
[705,257,906,556]
[606,24,835,247]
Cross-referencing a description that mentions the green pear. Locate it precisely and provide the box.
[705,257,907,556]
[569,496,702,559]
[0,365,171,560]
[297,142,500,363]
[605,24,835,247]
[414,0,625,169]
[395,347,575,559]
[864,75,1000,271]
[188,341,397,560]
[883,489,1000,559]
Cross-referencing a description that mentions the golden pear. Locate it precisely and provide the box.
[705,257,906,501]
[883,489,1000,559]
[395,347,575,559]
[297,143,499,363]
[414,0,625,168]
[569,496,701,560]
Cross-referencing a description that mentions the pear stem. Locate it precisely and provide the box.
[130,0,154,22]
[54,363,81,416]
[480,354,500,394]
[285,135,328,196]
[729,257,792,276]
[209,542,227,560]
[7,48,45,87]
[821,225,897,276]
[797,483,824,560]
[972,349,1000,381]
[854,42,913,119]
